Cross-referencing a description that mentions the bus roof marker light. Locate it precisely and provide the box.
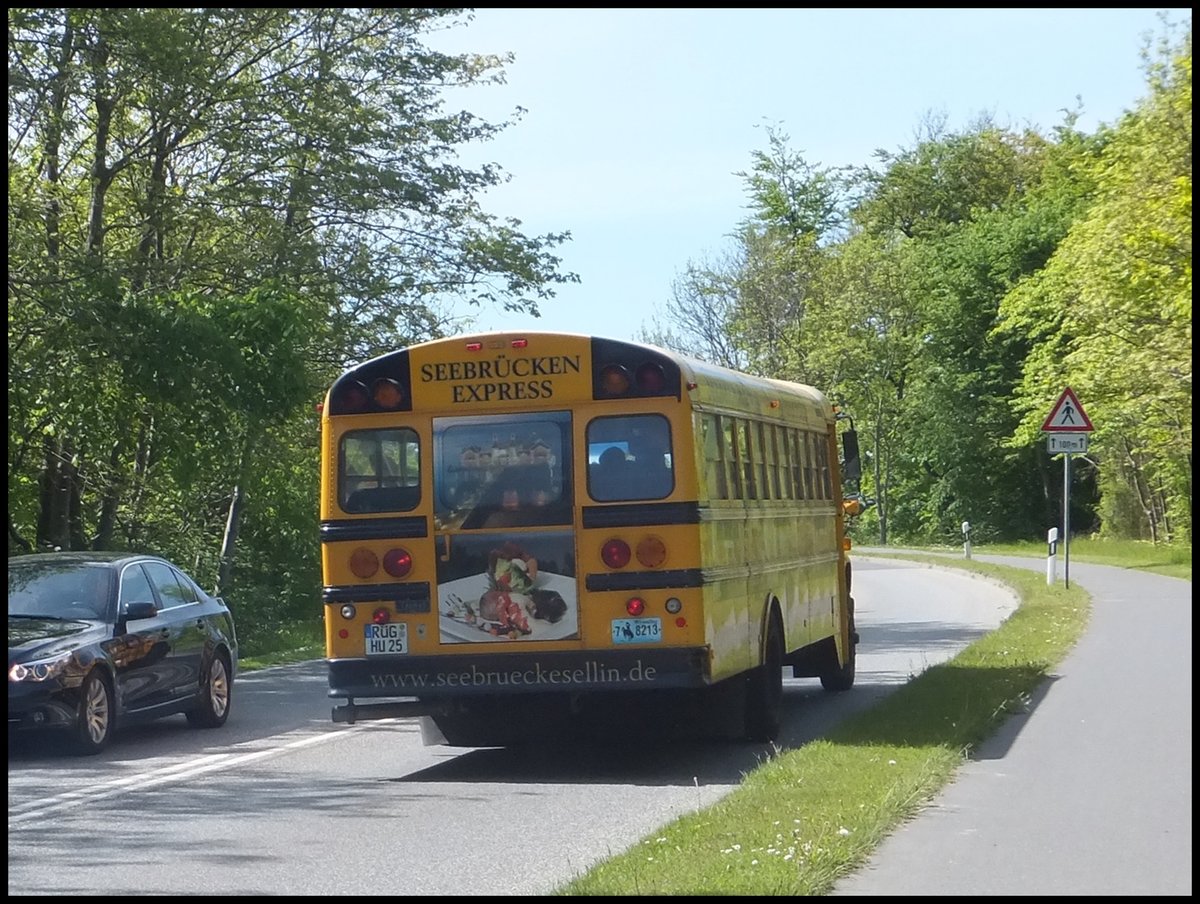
[636,362,666,394]
[511,338,528,348]
[465,341,483,351]
[599,364,631,397]
[372,378,405,409]
[338,380,370,413]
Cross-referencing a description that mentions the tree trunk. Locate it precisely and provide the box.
[86,29,116,256]
[873,403,888,545]
[94,442,124,549]
[126,415,155,548]
[216,428,259,597]
[36,436,71,550]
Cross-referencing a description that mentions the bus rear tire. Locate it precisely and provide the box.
[820,595,857,692]
[743,609,784,741]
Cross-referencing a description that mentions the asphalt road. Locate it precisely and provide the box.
[832,552,1193,897]
[8,558,1017,896]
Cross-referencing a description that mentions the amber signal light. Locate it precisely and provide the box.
[599,364,631,396]
[635,536,667,568]
[350,547,379,579]
[371,378,405,409]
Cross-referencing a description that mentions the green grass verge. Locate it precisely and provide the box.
[553,555,1091,895]
[975,538,1191,580]
[857,538,1191,581]
[237,620,324,672]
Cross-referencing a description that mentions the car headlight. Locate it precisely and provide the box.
[9,653,71,682]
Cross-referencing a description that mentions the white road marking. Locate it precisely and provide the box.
[8,726,374,825]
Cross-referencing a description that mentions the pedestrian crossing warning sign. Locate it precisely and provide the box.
[1042,387,1094,433]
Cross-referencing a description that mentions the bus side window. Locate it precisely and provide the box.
[703,415,727,499]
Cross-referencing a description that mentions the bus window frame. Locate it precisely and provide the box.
[585,412,675,503]
[338,426,421,514]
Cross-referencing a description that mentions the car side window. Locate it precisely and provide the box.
[143,561,190,611]
[170,567,202,604]
[119,564,156,609]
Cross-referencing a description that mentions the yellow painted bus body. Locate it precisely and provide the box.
[320,332,855,743]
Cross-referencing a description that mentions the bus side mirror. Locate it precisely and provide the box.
[841,429,861,482]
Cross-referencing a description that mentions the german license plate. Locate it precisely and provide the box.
[611,617,662,645]
[365,622,408,655]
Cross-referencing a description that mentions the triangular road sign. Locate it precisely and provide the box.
[1042,387,1093,432]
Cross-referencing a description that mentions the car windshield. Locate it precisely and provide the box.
[8,561,111,620]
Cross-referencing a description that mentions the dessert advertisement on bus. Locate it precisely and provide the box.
[436,532,579,643]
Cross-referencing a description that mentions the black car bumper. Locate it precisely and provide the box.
[8,680,77,731]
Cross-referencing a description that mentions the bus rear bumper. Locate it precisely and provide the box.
[328,646,711,722]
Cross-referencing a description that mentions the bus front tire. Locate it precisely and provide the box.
[743,610,784,742]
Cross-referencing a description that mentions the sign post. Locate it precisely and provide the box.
[1041,387,1094,589]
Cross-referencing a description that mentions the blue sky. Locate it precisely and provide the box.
[428,8,1191,343]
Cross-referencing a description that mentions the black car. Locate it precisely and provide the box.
[8,551,238,754]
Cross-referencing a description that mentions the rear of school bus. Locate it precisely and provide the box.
[320,333,721,745]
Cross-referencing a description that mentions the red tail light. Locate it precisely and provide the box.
[601,538,631,569]
[371,607,391,624]
[383,547,413,578]
[625,597,646,616]
[337,381,370,413]
[636,362,666,393]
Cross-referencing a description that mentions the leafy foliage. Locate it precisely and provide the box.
[651,20,1191,545]
[7,8,577,645]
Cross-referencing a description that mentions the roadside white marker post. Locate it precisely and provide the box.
[962,521,971,560]
[1046,527,1059,585]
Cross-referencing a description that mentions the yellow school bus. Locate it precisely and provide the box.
[320,332,861,745]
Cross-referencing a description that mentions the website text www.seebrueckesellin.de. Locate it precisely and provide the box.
[369,660,661,691]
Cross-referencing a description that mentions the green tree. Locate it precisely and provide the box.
[8,8,578,639]
[997,21,1191,542]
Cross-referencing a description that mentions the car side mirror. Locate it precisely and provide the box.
[123,601,158,622]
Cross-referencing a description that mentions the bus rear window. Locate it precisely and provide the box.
[339,428,421,513]
[587,414,674,502]
[432,412,572,530]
